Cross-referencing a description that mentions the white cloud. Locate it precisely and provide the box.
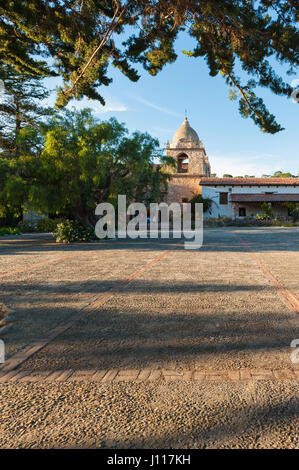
[66,97,127,114]
[126,93,180,117]
[101,104,127,113]
[41,87,128,114]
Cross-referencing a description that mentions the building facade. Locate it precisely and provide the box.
[164,119,299,219]
[200,178,299,219]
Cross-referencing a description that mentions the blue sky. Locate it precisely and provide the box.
[44,32,298,177]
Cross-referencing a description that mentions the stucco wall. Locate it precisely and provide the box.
[202,185,299,218]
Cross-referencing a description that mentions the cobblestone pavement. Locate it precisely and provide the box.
[0,228,298,448]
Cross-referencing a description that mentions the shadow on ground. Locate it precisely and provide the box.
[1,227,299,256]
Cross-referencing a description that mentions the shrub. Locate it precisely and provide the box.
[0,227,21,236]
[18,221,38,232]
[52,220,98,243]
[18,218,62,233]
[36,218,61,232]
[256,213,270,221]
[189,194,213,213]
[283,202,299,222]
[260,202,274,219]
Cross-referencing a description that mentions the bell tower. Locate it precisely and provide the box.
[164,117,211,204]
[166,117,210,176]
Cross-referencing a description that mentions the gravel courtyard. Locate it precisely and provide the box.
[0,227,298,448]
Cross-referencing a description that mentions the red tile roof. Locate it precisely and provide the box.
[199,177,299,186]
[230,193,299,203]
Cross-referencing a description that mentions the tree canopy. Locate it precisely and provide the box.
[0,64,49,158]
[0,108,173,225]
[261,171,299,177]
[1,1,298,133]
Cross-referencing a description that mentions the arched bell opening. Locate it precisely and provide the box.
[177,153,189,173]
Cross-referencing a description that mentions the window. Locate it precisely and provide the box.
[219,192,228,205]
[239,208,246,217]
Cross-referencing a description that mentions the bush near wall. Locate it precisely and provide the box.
[18,218,62,233]
[203,217,299,228]
[0,227,21,236]
[52,220,98,243]
[36,218,62,232]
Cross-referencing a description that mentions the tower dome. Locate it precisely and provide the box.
[172,117,200,147]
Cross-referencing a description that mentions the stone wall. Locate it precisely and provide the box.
[167,147,210,176]
[165,175,203,204]
[164,140,211,204]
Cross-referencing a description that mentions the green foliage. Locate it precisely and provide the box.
[17,221,38,233]
[256,213,269,221]
[1,108,170,228]
[0,64,49,158]
[256,203,275,220]
[204,217,299,228]
[0,226,21,236]
[53,220,97,243]
[0,157,26,218]
[271,171,296,178]
[36,218,62,232]
[283,202,299,221]
[188,194,213,213]
[0,1,297,133]
[262,171,298,178]
[261,202,274,219]
[18,218,62,233]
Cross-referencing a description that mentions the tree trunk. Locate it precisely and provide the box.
[71,204,95,228]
